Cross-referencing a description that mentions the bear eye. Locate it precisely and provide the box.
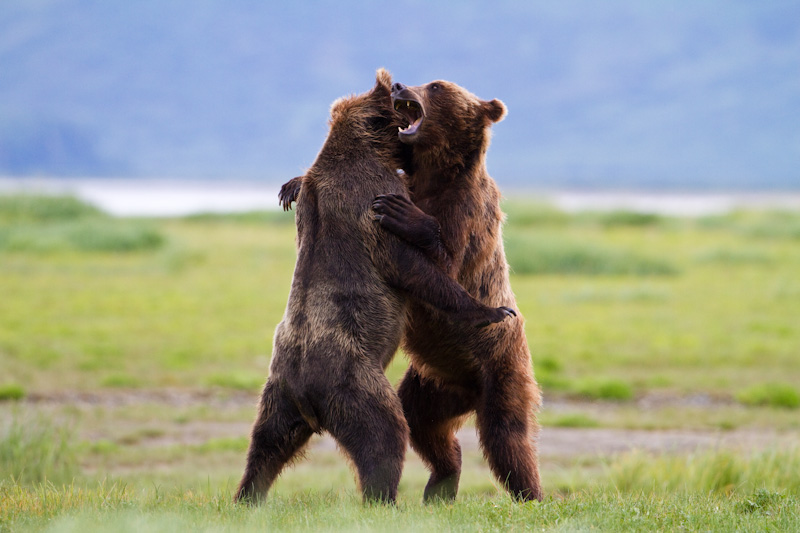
[429,83,441,92]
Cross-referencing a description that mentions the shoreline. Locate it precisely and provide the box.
[2,177,800,217]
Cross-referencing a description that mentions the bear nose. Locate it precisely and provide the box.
[391,82,406,93]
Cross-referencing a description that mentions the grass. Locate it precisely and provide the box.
[0,194,103,223]
[736,383,800,409]
[1,193,800,529]
[1,450,799,532]
[504,231,678,276]
[0,384,25,401]
[0,413,77,486]
[608,448,800,495]
[699,209,800,240]
[547,413,600,428]
[570,377,635,401]
[0,194,164,253]
[0,220,165,252]
[0,194,798,395]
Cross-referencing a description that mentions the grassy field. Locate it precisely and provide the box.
[1,194,799,531]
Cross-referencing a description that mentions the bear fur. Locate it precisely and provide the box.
[235,70,516,504]
[371,78,543,502]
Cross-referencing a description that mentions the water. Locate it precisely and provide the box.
[2,178,799,217]
[0,179,285,217]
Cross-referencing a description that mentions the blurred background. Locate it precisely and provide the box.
[2,1,800,521]
[1,0,798,198]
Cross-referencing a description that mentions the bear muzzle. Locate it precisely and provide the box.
[391,89,425,142]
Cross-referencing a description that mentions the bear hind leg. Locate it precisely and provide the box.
[398,365,477,503]
[475,371,543,502]
[325,374,409,504]
[235,379,314,504]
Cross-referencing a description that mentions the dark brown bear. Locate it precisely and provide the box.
[372,79,544,502]
[235,70,516,505]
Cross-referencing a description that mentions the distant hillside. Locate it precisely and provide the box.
[1,1,798,189]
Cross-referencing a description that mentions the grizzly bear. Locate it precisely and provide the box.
[371,79,544,502]
[235,70,516,504]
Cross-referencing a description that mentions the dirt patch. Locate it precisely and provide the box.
[306,426,795,458]
[15,388,798,458]
[25,389,256,409]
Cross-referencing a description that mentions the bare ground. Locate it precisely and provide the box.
[19,388,800,459]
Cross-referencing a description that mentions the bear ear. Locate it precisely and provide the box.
[482,99,507,123]
[374,68,393,95]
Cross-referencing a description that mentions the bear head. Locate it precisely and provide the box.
[326,68,412,170]
[390,79,506,158]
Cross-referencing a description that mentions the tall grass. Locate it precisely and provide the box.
[698,210,800,240]
[1,457,798,532]
[504,232,678,276]
[0,384,25,401]
[0,194,103,223]
[0,195,164,253]
[608,448,800,496]
[0,220,164,252]
[737,383,800,409]
[182,210,295,226]
[0,413,78,486]
[502,201,667,229]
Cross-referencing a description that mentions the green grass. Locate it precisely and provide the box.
[547,413,600,428]
[0,195,798,395]
[205,372,266,391]
[181,210,295,225]
[700,209,800,240]
[570,377,635,401]
[1,451,799,532]
[0,194,103,223]
[0,194,164,253]
[608,448,800,495]
[0,413,77,486]
[0,220,165,252]
[737,383,800,409]
[0,384,25,401]
[1,194,800,529]
[504,231,678,276]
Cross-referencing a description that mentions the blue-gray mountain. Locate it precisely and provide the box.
[1,1,798,189]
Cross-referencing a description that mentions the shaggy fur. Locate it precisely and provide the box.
[236,70,515,505]
[372,78,544,502]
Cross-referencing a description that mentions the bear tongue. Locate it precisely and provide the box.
[399,116,422,135]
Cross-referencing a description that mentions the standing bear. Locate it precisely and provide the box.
[235,70,516,505]
[371,78,544,502]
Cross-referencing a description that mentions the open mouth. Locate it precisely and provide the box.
[393,98,424,139]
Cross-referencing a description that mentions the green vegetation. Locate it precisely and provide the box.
[0,194,797,396]
[182,209,295,226]
[1,194,799,530]
[0,407,798,530]
[0,384,25,401]
[0,193,797,396]
[0,220,164,253]
[1,448,798,532]
[571,377,635,401]
[0,194,103,222]
[0,414,77,486]
[547,413,600,428]
[504,232,678,276]
[737,383,800,409]
[0,194,163,253]
[608,448,800,495]
[699,209,800,240]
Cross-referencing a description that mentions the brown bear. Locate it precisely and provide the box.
[371,79,544,502]
[235,70,516,505]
